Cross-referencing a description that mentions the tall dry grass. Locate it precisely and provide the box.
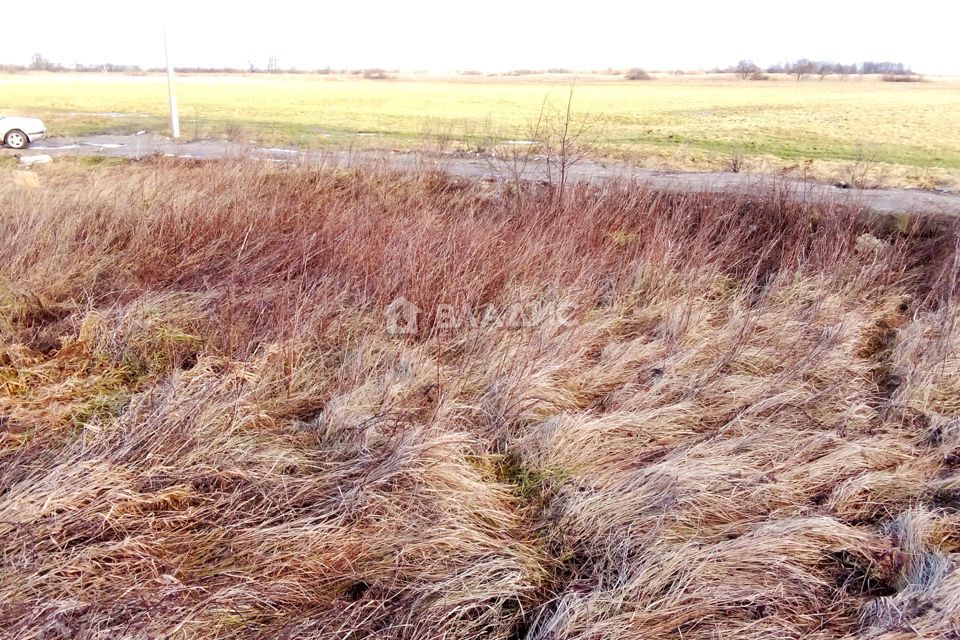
[1,158,959,639]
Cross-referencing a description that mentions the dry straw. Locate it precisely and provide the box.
[1,158,959,639]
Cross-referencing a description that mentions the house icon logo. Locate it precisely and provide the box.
[385,296,420,335]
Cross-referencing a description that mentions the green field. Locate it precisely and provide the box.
[2,72,959,187]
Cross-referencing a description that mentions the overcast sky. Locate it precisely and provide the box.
[2,0,957,74]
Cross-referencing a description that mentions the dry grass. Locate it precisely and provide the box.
[1,159,960,639]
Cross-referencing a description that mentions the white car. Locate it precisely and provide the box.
[0,116,46,149]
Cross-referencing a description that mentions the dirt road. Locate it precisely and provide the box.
[7,134,959,215]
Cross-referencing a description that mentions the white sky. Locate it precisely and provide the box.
[1,0,957,74]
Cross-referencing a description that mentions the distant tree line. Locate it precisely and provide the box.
[0,53,924,80]
[0,53,145,73]
[721,59,920,80]
[0,53,401,77]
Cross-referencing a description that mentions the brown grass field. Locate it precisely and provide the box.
[2,159,960,638]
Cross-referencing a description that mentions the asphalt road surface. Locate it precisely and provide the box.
[6,134,959,216]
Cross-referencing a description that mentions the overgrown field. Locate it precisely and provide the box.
[3,73,960,188]
[2,159,960,639]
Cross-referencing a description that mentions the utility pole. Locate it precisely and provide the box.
[164,29,180,139]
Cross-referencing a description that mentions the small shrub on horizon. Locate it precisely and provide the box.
[625,67,653,81]
[362,68,392,80]
[881,73,924,82]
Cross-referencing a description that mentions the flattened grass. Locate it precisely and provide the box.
[1,159,960,638]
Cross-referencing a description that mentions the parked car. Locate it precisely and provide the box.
[0,116,46,149]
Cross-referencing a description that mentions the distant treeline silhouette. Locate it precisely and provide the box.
[0,53,923,79]
[718,58,920,80]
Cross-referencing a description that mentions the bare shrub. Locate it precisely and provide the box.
[725,148,746,173]
[625,67,653,81]
[848,142,888,188]
[881,73,924,82]
[224,122,246,142]
[735,60,760,80]
[536,86,599,202]
[487,85,599,205]
[793,59,817,80]
[363,68,392,80]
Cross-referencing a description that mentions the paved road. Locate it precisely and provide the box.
[7,134,959,215]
